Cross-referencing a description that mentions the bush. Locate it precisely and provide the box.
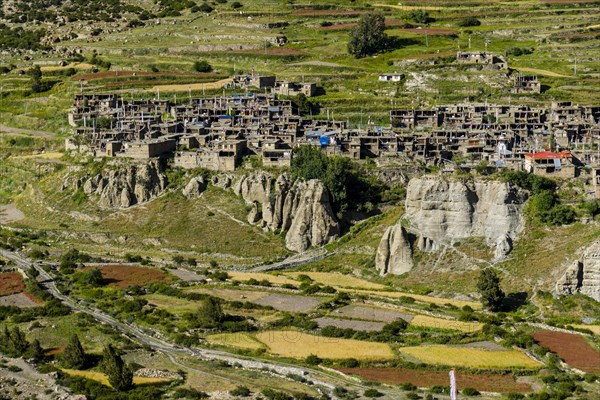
[230,386,251,397]
[458,17,480,27]
[363,388,383,398]
[305,354,322,365]
[193,60,213,73]
[408,10,434,24]
[400,382,417,391]
[198,3,214,13]
[462,387,480,396]
[231,1,242,9]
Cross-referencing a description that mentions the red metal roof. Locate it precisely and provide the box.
[524,150,572,160]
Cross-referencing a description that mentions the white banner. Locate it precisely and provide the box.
[450,369,457,400]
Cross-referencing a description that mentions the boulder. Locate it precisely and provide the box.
[376,225,413,276]
[404,176,527,253]
[232,172,339,252]
[79,159,167,208]
[182,176,206,199]
[556,240,600,301]
[284,179,339,252]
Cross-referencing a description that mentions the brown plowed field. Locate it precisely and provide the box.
[72,71,221,81]
[0,272,25,296]
[533,330,600,373]
[337,368,532,393]
[293,9,369,17]
[83,265,170,288]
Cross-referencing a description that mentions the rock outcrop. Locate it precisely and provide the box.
[80,160,167,208]
[556,240,600,301]
[182,176,206,199]
[404,176,528,256]
[375,225,413,276]
[232,172,339,252]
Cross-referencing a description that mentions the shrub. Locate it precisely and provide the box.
[230,386,251,397]
[400,382,417,391]
[462,387,480,396]
[193,60,213,73]
[198,3,214,13]
[231,1,242,9]
[363,388,383,398]
[458,17,481,27]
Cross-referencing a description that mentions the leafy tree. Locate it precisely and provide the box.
[101,344,133,391]
[381,319,408,336]
[28,339,45,362]
[75,268,104,286]
[61,334,86,369]
[364,388,383,398]
[29,65,43,93]
[199,297,224,328]
[231,1,243,9]
[348,13,389,58]
[294,93,318,116]
[477,268,505,311]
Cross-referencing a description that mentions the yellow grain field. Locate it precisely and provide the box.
[228,271,297,285]
[398,346,542,369]
[341,289,482,310]
[255,330,395,360]
[148,78,233,93]
[410,315,483,333]
[573,325,600,335]
[61,369,170,387]
[286,272,387,290]
[207,332,265,350]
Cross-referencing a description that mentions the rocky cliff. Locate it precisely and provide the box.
[232,172,339,252]
[375,225,413,276]
[404,175,528,258]
[80,160,167,208]
[556,240,600,302]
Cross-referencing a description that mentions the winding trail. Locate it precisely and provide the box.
[0,249,404,399]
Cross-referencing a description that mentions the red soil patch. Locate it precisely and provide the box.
[338,368,532,393]
[400,28,458,36]
[319,19,408,31]
[72,71,221,81]
[0,272,26,296]
[293,9,369,17]
[83,264,170,288]
[44,346,65,356]
[533,330,600,373]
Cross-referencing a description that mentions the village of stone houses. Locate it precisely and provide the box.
[0,1,599,400]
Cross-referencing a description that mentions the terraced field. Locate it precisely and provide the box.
[398,345,542,369]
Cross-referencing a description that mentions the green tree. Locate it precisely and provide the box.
[28,339,45,362]
[29,65,43,93]
[199,297,224,328]
[76,268,104,286]
[61,334,86,369]
[101,344,133,391]
[348,13,389,58]
[477,268,505,311]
